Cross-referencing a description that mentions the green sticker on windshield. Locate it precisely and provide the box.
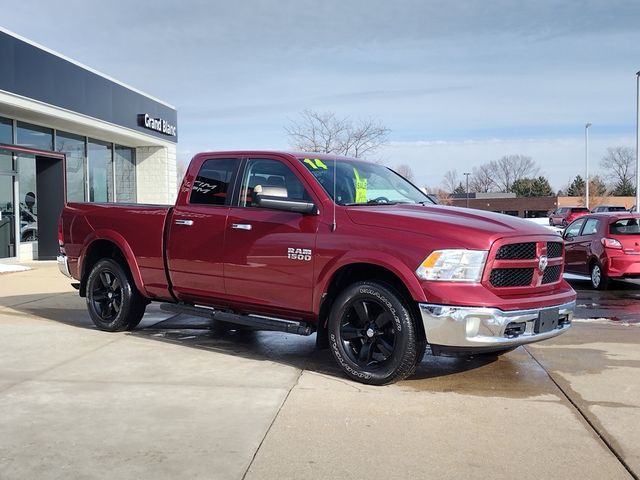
[303,158,328,170]
[314,159,328,170]
[303,158,317,169]
[353,168,368,203]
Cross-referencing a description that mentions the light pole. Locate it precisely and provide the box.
[585,122,591,209]
[635,71,640,212]
[463,172,471,208]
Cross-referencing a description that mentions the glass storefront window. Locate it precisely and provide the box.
[0,150,13,172]
[16,122,53,151]
[0,117,12,144]
[0,175,16,258]
[88,139,113,202]
[17,154,38,243]
[56,131,86,202]
[114,145,136,203]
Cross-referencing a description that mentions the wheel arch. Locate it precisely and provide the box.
[315,261,427,348]
[79,233,145,298]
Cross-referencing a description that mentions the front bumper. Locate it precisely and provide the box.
[57,255,72,278]
[419,301,574,353]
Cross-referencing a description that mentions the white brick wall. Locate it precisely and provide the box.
[135,144,177,204]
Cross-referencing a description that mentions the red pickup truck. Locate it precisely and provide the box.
[58,151,576,385]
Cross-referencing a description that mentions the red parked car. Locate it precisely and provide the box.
[564,213,640,289]
[549,207,590,227]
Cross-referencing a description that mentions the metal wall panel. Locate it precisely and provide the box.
[0,31,177,143]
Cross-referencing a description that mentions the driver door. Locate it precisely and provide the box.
[563,218,587,273]
[224,157,320,315]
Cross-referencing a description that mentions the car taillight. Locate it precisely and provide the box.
[601,238,622,249]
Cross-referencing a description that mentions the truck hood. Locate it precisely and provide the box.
[346,204,558,250]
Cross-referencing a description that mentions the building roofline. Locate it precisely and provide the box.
[0,26,176,110]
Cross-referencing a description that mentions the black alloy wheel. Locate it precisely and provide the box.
[91,269,122,322]
[328,281,423,385]
[86,258,146,332]
[339,298,397,368]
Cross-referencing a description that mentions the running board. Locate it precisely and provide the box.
[159,303,313,336]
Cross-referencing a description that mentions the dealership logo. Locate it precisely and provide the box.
[138,114,177,137]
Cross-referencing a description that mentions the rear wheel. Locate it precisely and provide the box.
[86,258,146,331]
[590,262,609,290]
[328,281,421,385]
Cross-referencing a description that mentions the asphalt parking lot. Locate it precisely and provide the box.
[0,263,638,480]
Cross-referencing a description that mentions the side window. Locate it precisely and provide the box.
[239,159,310,207]
[189,158,239,205]
[565,218,585,238]
[582,218,600,236]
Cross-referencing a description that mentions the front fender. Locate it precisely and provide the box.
[313,250,428,315]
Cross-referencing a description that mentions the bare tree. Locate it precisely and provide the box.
[442,169,460,193]
[286,110,390,158]
[470,164,496,193]
[600,146,636,196]
[176,159,188,184]
[488,155,539,193]
[395,163,415,182]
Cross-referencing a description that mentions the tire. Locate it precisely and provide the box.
[561,219,568,227]
[590,262,609,290]
[86,258,146,331]
[328,281,422,385]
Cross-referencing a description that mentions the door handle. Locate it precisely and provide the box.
[175,219,194,226]
[231,223,252,231]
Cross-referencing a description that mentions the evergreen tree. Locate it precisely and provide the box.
[511,176,554,197]
[453,182,466,195]
[566,175,586,197]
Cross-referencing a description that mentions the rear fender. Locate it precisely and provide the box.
[79,229,147,297]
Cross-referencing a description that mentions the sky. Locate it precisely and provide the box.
[2,0,640,191]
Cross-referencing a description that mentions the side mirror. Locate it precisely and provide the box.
[253,186,318,214]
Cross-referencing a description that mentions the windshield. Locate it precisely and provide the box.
[299,157,433,206]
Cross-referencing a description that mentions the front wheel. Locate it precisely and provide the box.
[328,281,422,385]
[590,262,609,290]
[86,258,146,331]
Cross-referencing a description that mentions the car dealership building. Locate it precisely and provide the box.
[0,28,177,262]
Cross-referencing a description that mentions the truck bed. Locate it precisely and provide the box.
[60,202,173,300]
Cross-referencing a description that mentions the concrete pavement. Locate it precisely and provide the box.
[0,263,637,479]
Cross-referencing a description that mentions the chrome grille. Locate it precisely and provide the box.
[490,268,534,288]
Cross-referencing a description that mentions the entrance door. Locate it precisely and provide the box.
[16,153,65,260]
[34,155,65,259]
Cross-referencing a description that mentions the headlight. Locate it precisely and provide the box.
[416,249,488,282]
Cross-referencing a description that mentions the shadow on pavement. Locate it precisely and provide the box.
[0,291,575,396]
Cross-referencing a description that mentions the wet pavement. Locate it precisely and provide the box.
[568,276,640,323]
[0,264,638,479]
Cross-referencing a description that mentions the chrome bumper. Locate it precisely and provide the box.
[419,301,574,350]
[57,255,72,278]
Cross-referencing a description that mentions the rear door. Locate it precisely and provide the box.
[224,157,320,315]
[166,157,241,303]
